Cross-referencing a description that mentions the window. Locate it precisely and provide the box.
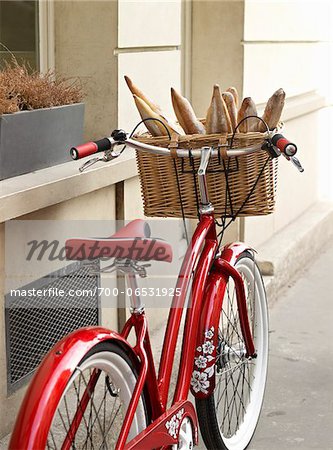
[0,0,39,69]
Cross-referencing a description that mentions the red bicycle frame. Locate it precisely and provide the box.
[9,211,256,450]
[9,214,256,450]
[117,212,256,449]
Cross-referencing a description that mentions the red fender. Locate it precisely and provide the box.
[190,242,253,399]
[220,241,254,265]
[9,326,140,450]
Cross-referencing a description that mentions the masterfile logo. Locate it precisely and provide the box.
[26,237,170,262]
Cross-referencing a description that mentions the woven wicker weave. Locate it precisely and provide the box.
[134,130,278,219]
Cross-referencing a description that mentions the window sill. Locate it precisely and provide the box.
[0,150,138,223]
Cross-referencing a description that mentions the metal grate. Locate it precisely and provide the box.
[5,262,100,392]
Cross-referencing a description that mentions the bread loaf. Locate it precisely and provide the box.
[237,97,258,132]
[222,91,238,132]
[125,75,162,115]
[133,95,180,137]
[260,88,285,131]
[171,88,205,135]
[226,86,239,109]
[206,85,231,134]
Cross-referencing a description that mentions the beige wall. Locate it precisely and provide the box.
[54,0,183,137]
[117,0,182,130]
[191,0,244,116]
[54,1,118,140]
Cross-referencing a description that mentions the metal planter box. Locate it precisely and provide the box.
[0,103,84,180]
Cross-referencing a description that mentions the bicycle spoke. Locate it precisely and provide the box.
[103,379,107,443]
[222,371,231,435]
[220,363,246,436]
[235,364,246,432]
[86,370,96,448]
[47,433,57,450]
[63,395,76,449]
[227,364,246,432]
[73,375,94,449]
[99,402,122,450]
[84,377,112,446]
[57,408,71,440]
[80,370,107,440]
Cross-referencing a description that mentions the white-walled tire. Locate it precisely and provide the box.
[196,251,269,450]
[46,342,148,449]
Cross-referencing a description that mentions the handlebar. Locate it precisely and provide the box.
[71,129,275,160]
[70,128,303,172]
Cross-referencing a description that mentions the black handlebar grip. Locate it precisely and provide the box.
[271,134,297,157]
[70,138,112,160]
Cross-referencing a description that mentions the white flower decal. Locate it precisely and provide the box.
[191,371,210,394]
[165,408,184,438]
[202,341,214,355]
[205,365,215,378]
[176,408,184,420]
[195,354,207,369]
[166,418,179,438]
[191,327,216,394]
[204,326,214,340]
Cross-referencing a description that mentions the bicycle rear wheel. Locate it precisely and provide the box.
[196,251,268,450]
[46,341,148,449]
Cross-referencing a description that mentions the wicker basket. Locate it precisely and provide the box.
[134,130,278,219]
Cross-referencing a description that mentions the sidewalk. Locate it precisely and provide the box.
[248,237,333,450]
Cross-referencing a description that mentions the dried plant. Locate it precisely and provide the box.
[0,60,84,115]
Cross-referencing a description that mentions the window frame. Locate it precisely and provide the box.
[38,0,55,72]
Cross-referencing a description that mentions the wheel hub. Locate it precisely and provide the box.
[218,340,246,368]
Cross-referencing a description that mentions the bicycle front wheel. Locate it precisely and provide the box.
[196,251,269,450]
[46,341,148,449]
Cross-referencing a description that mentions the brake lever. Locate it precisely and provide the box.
[290,156,304,173]
[282,153,304,173]
[79,157,104,172]
[79,146,124,172]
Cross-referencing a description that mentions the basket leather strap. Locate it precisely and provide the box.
[168,133,179,158]
[218,134,228,159]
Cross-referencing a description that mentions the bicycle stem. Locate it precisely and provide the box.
[198,147,214,214]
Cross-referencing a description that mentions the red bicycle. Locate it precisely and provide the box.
[9,129,301,450]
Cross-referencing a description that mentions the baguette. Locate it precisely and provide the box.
[226,86,239,109]
[171,87,205,135]
[133,95,180,137]
[125,75,162,115]
[237,97,258,132]
[260,88,285,131]
[206,84,231,134]
[222,91,238,132]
